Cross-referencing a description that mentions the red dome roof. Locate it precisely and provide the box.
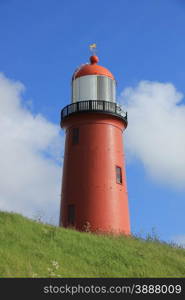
[72,55,114,80]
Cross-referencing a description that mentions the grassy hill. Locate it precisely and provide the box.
[0,211,184,278]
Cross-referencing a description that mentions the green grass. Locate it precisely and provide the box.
[0,211,184,277]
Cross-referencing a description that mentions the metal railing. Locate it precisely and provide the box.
[61,100,127,123]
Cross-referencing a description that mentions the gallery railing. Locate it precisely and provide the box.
[61,100,127,124]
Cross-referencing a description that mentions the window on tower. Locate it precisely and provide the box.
[116,166,122,184]
[67,204,75,226]
[72,128,79,145]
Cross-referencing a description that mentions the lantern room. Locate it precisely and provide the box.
[72,55,116,103]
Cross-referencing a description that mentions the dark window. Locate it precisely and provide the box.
[116,166,122,184]
[72,128,79,145]
[68,204,75,226]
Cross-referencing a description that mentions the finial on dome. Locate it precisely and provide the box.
[89,43,98,64]
[90,55,99,64]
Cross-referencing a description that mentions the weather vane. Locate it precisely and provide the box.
[89,43,97,55]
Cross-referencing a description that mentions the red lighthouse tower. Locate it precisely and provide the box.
[59,55,130,235]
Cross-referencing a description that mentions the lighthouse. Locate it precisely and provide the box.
[59,54,130,235]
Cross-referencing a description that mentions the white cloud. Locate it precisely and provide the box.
[0,73,63,224]
[172,235,185,248]
[120,81,185,189]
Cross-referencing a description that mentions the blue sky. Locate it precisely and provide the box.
[0,0,185,245]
